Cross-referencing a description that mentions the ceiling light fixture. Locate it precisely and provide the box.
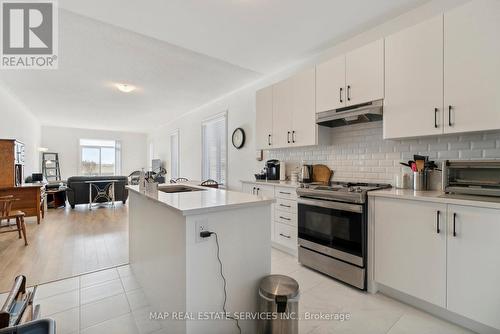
[115,83,136,93]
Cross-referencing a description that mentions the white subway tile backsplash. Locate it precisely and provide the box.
[438,151,459,159]
[459,150,483,159]
[449,142,470,150]
[459,134,483,142]
[410,144,429,152]
[429,143,449,151]
[267,122,500,184]
[484,149,500,158]
[471,140,496,149]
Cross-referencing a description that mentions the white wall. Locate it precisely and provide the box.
[148,90,257,189]
[0,83,41,177]
[42,126,147,180]
[147,0,471,190]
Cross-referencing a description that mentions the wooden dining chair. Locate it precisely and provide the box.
[0,195,28,246]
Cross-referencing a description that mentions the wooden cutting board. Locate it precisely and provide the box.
[312,164,333,184]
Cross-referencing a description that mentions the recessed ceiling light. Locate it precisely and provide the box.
[115,83,136,93]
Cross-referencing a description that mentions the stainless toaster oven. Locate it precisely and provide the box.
[443,160,500,197]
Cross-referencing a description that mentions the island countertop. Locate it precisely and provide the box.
[127,184,275,216]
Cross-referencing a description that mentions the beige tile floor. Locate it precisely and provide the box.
[0,249,474,334]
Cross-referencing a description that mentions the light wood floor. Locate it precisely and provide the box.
[0,204,128,292]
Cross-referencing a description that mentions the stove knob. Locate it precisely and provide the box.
[347,187,354,192]
[356,187,363,193]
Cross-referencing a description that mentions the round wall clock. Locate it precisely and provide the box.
[231,128,245,149]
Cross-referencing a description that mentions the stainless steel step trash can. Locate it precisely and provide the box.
[258,274,299,334]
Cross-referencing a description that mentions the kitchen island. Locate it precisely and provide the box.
[127,184,274,334]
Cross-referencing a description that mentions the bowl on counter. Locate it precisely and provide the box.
[254,173,266,180]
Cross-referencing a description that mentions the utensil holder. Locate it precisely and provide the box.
[413,171,426,191]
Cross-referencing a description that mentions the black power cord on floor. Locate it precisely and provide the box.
[200,231,242,334]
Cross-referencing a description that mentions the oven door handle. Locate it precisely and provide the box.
[298,198,363,213]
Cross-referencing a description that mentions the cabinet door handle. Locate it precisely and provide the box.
[279,191,291,195]
[279,233,291,239]
[434,108,439,128]
[339,87,343,103]
[268,134,272,146]
[453,213,457,237]
[280,204,291,208]
[448,105,453,127]
[436,210,440,234]
[347,85,351,101]
[279,216,291,221]
[292,131,296,143]
[256,187,260,195]
[287,131,291,144]
[252,187,255,195]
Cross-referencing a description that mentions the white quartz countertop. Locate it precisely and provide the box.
[127,184,275,216]
[369,188,500,210]
[240,180,300,189]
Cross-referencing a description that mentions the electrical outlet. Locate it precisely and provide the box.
[195,220,211,243]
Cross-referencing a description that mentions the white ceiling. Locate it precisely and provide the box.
[0,0,429,132]
[59,0,429,73]
[0,10,260,132]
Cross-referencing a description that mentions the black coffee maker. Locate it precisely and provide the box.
[265,160,280,180]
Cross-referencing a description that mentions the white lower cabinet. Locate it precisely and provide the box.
[447,205,500,330]
[275,198,297,214]
[255,184,274,198]
[275,222,298,251]
[241,181,298,255]
[275,211,297,227]
[373,197,500,330]
[241,182,256,195]
[374,197,447,307]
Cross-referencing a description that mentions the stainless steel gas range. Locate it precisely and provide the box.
[296,182,391,290]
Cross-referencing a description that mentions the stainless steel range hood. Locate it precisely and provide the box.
[316,99,383,128]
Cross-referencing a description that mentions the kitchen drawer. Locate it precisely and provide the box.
[275,222,297,250]
[275,198,297,214]
[275,211,297,227]
[274,186,297,200]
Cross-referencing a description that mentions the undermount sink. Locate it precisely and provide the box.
[158,185,206,193]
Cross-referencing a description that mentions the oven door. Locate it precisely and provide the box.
[298,197,364,267]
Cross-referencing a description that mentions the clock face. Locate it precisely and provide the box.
[232,128,245,149]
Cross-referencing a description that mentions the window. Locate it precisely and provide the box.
[79,139,121,176]
[202,113,227,185]
[170,130,180,179]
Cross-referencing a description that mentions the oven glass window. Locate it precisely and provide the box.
[298,203,363,256]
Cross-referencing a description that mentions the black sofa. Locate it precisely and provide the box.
[66,176,128,208]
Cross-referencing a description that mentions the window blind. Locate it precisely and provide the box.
[202,114,227,185]
[170,131,180,179]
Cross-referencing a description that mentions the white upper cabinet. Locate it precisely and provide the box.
[316,39,384,113]
[269,69,317,149]
[316,55,346,113]
[345,39,384,106]
[255,87,274,149]
[291,68,317,147]
[447,205,500,329]
[374,197,447,307]
[444,0,500,134]
[384,16,444,139]
[272,77,294,148]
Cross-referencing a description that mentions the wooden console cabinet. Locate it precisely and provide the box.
[0,139,44,223]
